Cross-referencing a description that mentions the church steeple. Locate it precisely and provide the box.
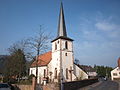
[51,2,73,42]
[57,2,67,37]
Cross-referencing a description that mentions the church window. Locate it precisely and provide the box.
[44,69,46,78]
[55,43,57,50]
[65,53,67,56]
[58,41,59,44]
[66,68,68,79]
[54,68,57,79]
[65,41,68,49]
[31,70,33,74]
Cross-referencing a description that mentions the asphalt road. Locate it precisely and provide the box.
[79,80,119,90]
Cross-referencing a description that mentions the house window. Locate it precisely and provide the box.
[113,73,117,76]
[55,43,57,50]
[66,68,68,79]
[65,41,68,49]
[44,69,46,78]
[54,68,57,79]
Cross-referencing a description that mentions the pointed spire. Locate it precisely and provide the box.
[57,2,67,37]
[51,2,73,42]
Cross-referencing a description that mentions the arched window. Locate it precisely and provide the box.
[55,43,57,50]
[31,70,33,74]
[66,68,68,79]
[65,53,67,56]
[54,68,57,79]
[65,41,68,49]
[44,69,46,78]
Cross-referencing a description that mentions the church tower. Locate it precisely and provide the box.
[50,3,75,82]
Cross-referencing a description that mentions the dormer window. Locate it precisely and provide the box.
[65,41,68,49]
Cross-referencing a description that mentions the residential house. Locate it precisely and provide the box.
[80,65,97,79]
[111,57,120,80]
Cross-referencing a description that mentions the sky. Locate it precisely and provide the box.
[0,0,120,67]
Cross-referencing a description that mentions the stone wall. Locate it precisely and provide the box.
[13,85,32,90]
[62,78,98,90]
[42,83,60,90]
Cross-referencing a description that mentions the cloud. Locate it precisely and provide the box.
[74,12,120,67]
[95,22,118,31]
[81,30,105,42]
[108,30,120,38]
[94,15,120,39]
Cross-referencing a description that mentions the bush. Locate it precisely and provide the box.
[3,77,17,84]
[28,74,35,83]
[18,80,32,85]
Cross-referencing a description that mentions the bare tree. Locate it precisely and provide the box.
[8,39,33,60]
[27,26,50,55]
[27,25,51,84]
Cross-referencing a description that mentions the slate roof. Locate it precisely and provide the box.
[80,65,96,72]
[51,2,73,42]
[75,63,96,72]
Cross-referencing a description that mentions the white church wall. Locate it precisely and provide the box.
[29,66,47,84]
[50,38,75,82]
[73,64,88,80]
[61,51,74,81]
[61,39,74,81]
[50,39,61,81]
[52,39,61,51]
[61,39,73,51]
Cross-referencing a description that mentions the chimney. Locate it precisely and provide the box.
[118,57,120,67]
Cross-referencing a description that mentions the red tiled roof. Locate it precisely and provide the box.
[31,51,52,67]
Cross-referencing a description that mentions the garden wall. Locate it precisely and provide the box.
[13,84,32,90]
[62,78,98,90]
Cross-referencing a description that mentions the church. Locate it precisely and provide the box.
[29,3,88,84]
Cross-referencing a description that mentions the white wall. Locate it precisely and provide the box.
[51,38,75,82]
[111,67,120,80]
[50,39,61,81]
[74,64,88,80]
[29,66,47,84]
[61,39,74,81]
[87,72,97,77]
